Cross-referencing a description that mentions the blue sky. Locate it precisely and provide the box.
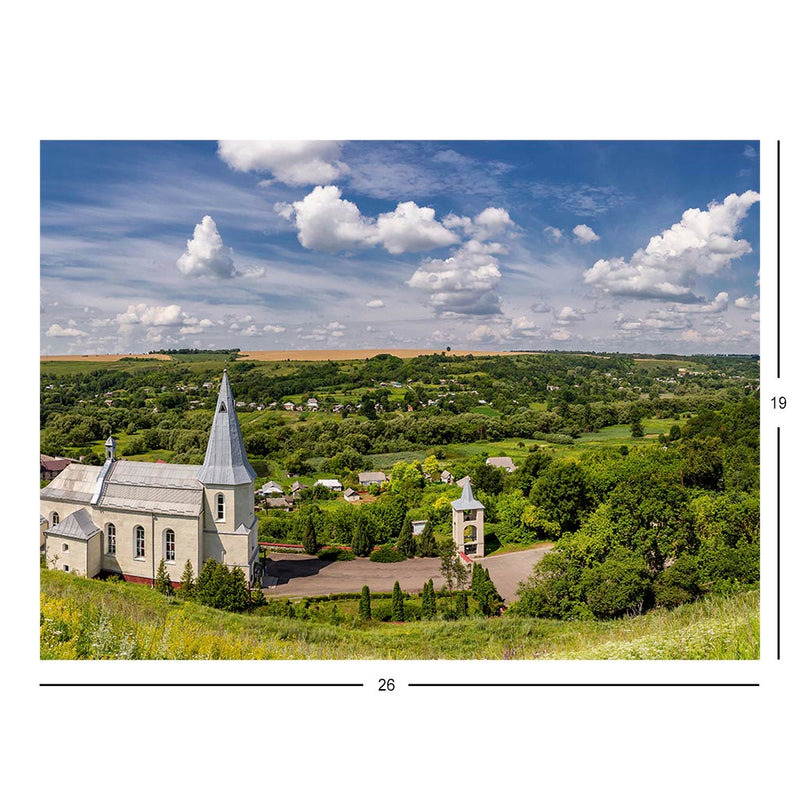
[40,140,760,355]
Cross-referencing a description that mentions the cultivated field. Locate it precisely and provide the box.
[40,352,171,362]
[239,348,534,361]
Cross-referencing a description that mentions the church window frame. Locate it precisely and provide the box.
[106,522,116,555]
[164,529,176,563]
[216,493,225,521]
[51,511,60,526]
[62,542,69,553]
[134,525,146,559]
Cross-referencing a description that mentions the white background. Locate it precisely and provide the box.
[4,2,797,796]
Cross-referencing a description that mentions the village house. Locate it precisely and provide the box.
[486,456,517,473]
[314,478,343,492]
[440,469,455,484]
[257,481,285,496]
[289,481,308,497]
[358,470,387,486]
[40,454,80,482]
[411,520,427,536]
[343,488,360,502]
[41,371,261,588]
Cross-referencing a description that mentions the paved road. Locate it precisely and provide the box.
[262,544,552,602]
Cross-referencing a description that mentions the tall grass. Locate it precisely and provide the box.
[40,570,758,660]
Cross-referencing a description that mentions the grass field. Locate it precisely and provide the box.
[40,569,758,660]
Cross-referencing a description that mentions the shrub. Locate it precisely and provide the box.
[581,549,652,619]
[653,554,702,608]
[369,545,406,563]
[318,546,355,561]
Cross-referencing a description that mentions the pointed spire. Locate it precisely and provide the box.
[451,476,485,511]
[196,370,257,485]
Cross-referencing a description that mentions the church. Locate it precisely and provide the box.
[40,371,260,588]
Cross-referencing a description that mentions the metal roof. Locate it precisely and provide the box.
[196,370,257,486]
[486,456,516,471]
[45,508,100,540]
[41,464,103,504]
[97,460,203,516]
[451,477,485,511]
[358,471,387,482]
[104,460,200,489]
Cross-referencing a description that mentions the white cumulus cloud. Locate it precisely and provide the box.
[263,324,286,333]
[584,191,760,300]
[555,306,585,322]
[47,323,87,337]
[407,239,503,316]
[544,226,563,241]
[116,304,184,327]
[366,299,385,308]
[282,187,462,255]
[376,201,459,254]
[735,294,759,310]
[176,216,236,278]
[279,185,377,252]
[573,224,600,244]
[217,141,348,186]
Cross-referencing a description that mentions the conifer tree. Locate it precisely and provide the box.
[211,561,230,609]
[457,590,469,617]
[250,575,266,608]
[330,604,343,625]
[397,516,416,558]
[195,557,217,606]
[177,559,195,599]
[416,520,438,558]
[224,567,251,612]
[474,566,503,616]
[421,579,437,619]
[352,515,373,557]
[154,558,173,596]
[302,519,319,555]
[359,584,372,620]
[391,581,405,622]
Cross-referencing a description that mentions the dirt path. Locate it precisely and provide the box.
[262,544,553,602]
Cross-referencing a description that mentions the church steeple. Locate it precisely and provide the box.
[104,434,117,462]
[196,370,257,485]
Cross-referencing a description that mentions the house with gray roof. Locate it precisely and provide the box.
[41,370,261,588]
[486,456,516,473]
[358,470,387,486]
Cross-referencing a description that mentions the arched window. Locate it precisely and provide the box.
[106,522,116,555]
[134,525,145,559]
[216,493,225,521]
[164,529,175,563]
[61,542,69,552]
[51,511,59,526]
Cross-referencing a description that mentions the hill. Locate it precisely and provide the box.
[40,569,758,660]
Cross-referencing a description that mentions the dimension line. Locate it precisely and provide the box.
[778,139,781,379]
[777,425,781,660]
[41,683,364,688]
[408,683,759,688]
